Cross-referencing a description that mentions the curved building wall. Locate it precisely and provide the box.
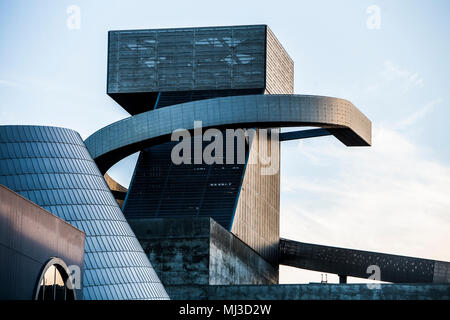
[0,125,168,300]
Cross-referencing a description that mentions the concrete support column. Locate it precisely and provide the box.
[339,275,347,284]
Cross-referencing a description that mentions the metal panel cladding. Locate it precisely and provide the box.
[265,26,294,94]
[0,185,85,300]
[107,25,269,114]
[0,125,169,300]
[108,25,266,93]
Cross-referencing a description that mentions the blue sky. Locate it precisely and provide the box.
[1,0,449,284]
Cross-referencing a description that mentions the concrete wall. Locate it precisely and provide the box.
[131,218,212,287]
[168,284,450,300]
[209,219,278,285]
[128,217,279,299]
[208,283,450,300]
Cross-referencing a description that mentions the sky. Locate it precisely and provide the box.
[0,0,449,284]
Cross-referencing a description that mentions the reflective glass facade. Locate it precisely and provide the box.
[107,25,267,114]
[123,137,248,229]
[0,125,168,300]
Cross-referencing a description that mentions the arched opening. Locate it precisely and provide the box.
[35,258,76,300]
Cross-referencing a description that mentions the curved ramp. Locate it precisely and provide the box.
[85,94,372,173]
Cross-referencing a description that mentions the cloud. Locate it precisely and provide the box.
[382,60,424,89]
[396,98,442,129]
[280,124,450,283]
[364,60,425,94]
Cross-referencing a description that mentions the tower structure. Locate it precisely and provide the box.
[2,24,449,301]
[107,25,292,266]
[86,25,371,279]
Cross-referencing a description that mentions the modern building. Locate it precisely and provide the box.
[83,25,449,298]
[86,25,371,273]
[1,24,449,300]
[104,25,293,267]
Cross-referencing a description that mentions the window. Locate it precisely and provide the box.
[35,259,76,300]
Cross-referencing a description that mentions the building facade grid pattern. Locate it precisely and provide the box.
[108,25,267,94]
[265,26,294,95]
[123,139,247,229]
[0,125,168,300]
